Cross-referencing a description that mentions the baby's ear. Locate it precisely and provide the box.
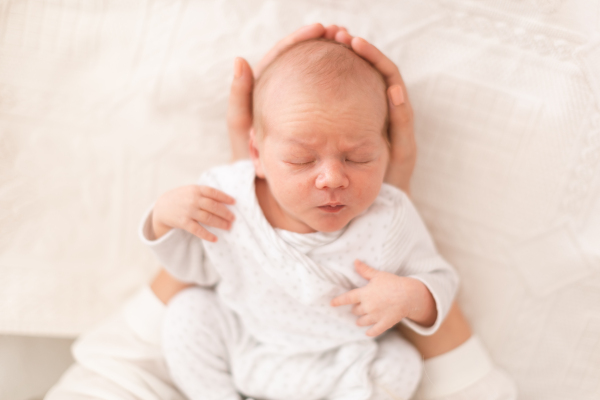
[249,128,266,178]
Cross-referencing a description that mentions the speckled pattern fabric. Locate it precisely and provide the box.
[2,1,599,399]
[145,160,457,400]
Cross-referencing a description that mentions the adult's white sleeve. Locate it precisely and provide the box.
[139,206,219,286]
[45,286,185,400]
[384,194,459,336]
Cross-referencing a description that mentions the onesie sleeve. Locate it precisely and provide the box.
[383,191,459,336]
[139,205,219,286]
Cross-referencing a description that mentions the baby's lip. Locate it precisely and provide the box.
[317,203,346,213]
[320,202,344,207]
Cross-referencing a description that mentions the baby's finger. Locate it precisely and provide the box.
[254,23,326,77]
[198,186,236,205]
[356,314,376,327]
[354,260,377,280]
[198,197,235,222]
[365,320,393,337]
[193,209,232,231]
[330,289,361,307]
[351,303,366,316]
[324,24,340,40]
[184,220,217,242]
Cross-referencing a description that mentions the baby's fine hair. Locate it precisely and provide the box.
[252,38,388,137]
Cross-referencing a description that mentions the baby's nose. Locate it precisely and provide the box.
[315,161,349,189]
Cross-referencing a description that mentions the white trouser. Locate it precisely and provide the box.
[163,287,422,400]
[46,285,515,400]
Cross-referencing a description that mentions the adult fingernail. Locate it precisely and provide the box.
[234,58,242,79]
[390,85,404,106]
[298,23,319,34]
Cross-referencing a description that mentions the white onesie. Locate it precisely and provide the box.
[140,160,459,400]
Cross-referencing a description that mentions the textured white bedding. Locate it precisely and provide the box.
[1,0,599,399]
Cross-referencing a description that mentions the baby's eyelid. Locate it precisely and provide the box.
[288,159,315,165]
[346,158,372,164]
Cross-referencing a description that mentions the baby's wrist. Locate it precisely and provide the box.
[404,278,437,328]
[151,213,172,240]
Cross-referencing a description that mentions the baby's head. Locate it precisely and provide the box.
[250,39,390,233]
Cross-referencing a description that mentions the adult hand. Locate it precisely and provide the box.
[227,24,417,194]
[350,37,417,194]
[227,23,353,161]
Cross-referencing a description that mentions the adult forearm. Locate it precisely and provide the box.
[150,269,193,305]
[399,301,472,359]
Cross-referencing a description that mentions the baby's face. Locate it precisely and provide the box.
[251,80,389,233]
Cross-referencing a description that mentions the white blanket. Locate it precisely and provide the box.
[141,160,458,400]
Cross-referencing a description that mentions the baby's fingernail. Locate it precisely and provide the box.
[234,58,242,79]
[389,85,404,106]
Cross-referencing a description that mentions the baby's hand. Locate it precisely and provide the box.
[151,185,235,242]
[330,260,436,337]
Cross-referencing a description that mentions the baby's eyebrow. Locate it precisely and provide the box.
[283,137,380,151]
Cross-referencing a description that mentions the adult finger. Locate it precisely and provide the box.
[331,288,361,307]
[324,24,340,40]
[184,220,217,242]
[383,84,416,192]
[387,84,414,135]
[351,36,417,193]
[351,37,404,88]
[356,314,376,327]
[354,260,377,280]
[254,23,326,78]
[334,30,353,46]
[198,186,236,205]
[227,57,254,161]
[198,197,235,222]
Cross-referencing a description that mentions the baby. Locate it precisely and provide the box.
[141,39,458,400]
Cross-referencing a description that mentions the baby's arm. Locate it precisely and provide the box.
[331,260,437,337]
[151,185,235,241]
[332,195,459,338]
[141,185,235,285]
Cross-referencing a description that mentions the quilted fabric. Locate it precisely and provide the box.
[0,1,598,399]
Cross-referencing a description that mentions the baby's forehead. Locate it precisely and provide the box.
[258,39,384,93]
[253,39,388,138]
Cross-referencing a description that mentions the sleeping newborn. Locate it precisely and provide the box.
[141,39,458,400]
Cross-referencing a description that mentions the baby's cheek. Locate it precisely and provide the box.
[274,175,311,208]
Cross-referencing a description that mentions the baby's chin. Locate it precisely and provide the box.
[306,214,354,233]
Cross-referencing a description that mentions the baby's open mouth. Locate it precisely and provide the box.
[318,204,345,213]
